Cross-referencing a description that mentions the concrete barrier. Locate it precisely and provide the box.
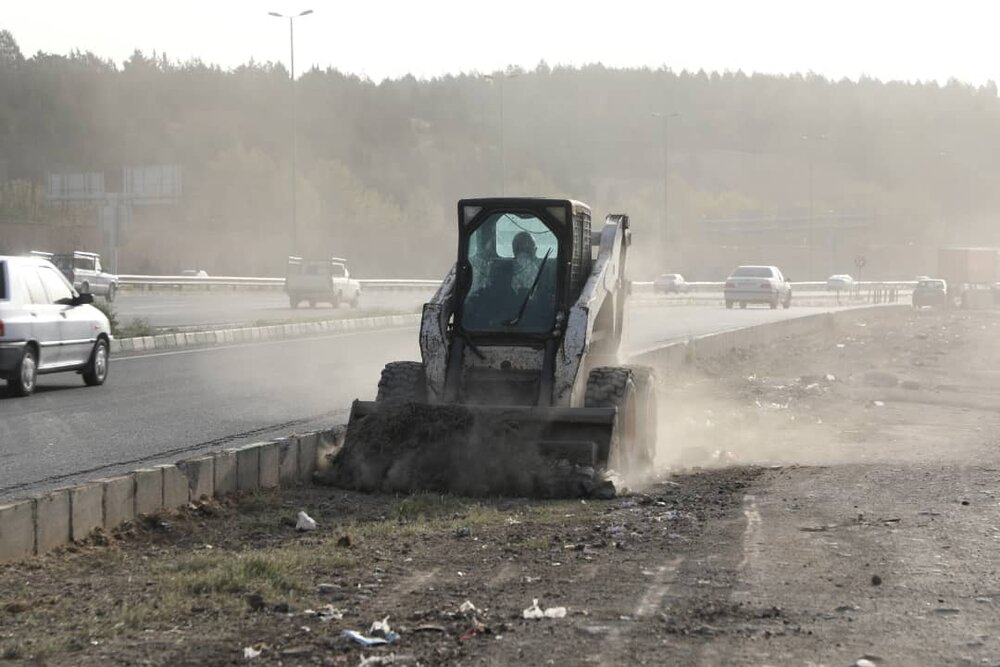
[0,304,905,564]
[109,314,423,357]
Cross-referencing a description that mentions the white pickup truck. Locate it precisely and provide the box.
[284,256,362,309]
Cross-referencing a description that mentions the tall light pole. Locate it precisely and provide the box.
[801,134,826,278]
[268,8,313,255]
[651,111,679,248]
[484,72,518,195]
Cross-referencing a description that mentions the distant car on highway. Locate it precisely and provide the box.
[0,255,111,396]
[826,274,854,291]
[912,278,948,308]
[180,269,209,278]
[653,273,689,294]
[724,265,792,309]
[52,251,119,303]
[285,256,362,308]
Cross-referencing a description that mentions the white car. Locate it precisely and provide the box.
[724,265,792,309]
[826,274,854,290]
[653,273,689,294]
[0,255,111,396]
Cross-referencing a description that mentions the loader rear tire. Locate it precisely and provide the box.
[628,365,658,471]
[585,367,645,474]
[376,361,427,403]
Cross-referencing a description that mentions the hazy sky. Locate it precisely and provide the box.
[3,0,998,85]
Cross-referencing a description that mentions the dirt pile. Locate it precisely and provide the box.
[317,402,614,497]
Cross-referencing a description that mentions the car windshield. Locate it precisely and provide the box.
[731,267,773,278]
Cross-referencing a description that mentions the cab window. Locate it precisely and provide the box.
[461,212,559,334]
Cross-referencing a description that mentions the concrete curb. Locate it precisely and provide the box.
[0,431,327,564]
[0,305,904,564]
[627,304,907,369]
[109,313,422,356]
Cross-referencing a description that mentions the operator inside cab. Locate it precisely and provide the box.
[461,211,558,334]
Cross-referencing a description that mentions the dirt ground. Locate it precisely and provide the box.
[2,306,1000,666]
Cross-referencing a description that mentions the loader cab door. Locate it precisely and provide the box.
[458,209,562,337]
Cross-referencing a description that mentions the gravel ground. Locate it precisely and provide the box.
[2,307,998,666]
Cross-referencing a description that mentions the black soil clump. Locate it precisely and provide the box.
[317,402,605,498]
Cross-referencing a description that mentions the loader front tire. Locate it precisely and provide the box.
[585,367,646,474]
[376,361,427,403]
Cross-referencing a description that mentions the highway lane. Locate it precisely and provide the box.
[113,289,859,330]
[0,304,858,500]
[114,290,432,328]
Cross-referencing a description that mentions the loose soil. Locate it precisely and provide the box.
[2,306,999,666]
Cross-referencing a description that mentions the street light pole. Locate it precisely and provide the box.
[652,112,679,248]
[269,9,313,255]
[485,72,518,196]
[801,134,826,279]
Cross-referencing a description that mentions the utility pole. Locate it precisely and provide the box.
[801,134,826,279]
[268,9,314,255]
[652,111,679,248]
[484,72,518,195]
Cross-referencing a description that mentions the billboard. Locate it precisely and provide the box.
[123,164,182,203]
[47,172,105,201]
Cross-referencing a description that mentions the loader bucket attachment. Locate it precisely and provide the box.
[319,401,619,497]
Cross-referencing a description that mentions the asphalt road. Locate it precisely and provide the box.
[114,289,432,328]
[0,304,857,500]
[112,288,863,329]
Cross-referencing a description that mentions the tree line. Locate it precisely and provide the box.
[1,28,998,278]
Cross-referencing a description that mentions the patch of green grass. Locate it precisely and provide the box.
[512,535,552,551]
[387,492,471,522]
[165,553,298,596]
[118,317,156,338]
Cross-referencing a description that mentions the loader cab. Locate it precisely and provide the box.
[456,198,591,340]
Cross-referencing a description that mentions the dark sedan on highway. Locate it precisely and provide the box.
[912,278,948,308]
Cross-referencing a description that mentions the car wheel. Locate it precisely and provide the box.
[739,302,747,309]
[783,296,791,309]
[769,296,778,309]
[725,300,733,309]
[8,346,38,397]
[83,338,109,387]
[106,283,117,303]
[350,293,360,308]
[80,281,90,294]
[289,296,299,309]
[308,299,316,308]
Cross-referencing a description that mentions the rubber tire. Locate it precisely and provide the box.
[769,296,778,309]
[8,346,38,397]
[80,281,90,294]
[627,365,658,471]
[289,296,299,309]
[83,338,110,386]
[740,302,747,309]
[376,361,427,403]
[308,299,316,308]
[584,366,640,473]
[331,292,341,309]
[783,295,791,309]
[106,283,117,303]
[350,294,360,308]
[725,300,733,309]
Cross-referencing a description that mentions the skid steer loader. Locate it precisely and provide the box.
[330,198,656,495]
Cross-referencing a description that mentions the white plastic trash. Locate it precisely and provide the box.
[296,511,318,531]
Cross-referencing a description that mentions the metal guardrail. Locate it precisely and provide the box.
[118,275,442,291]
[119,274,917,294]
